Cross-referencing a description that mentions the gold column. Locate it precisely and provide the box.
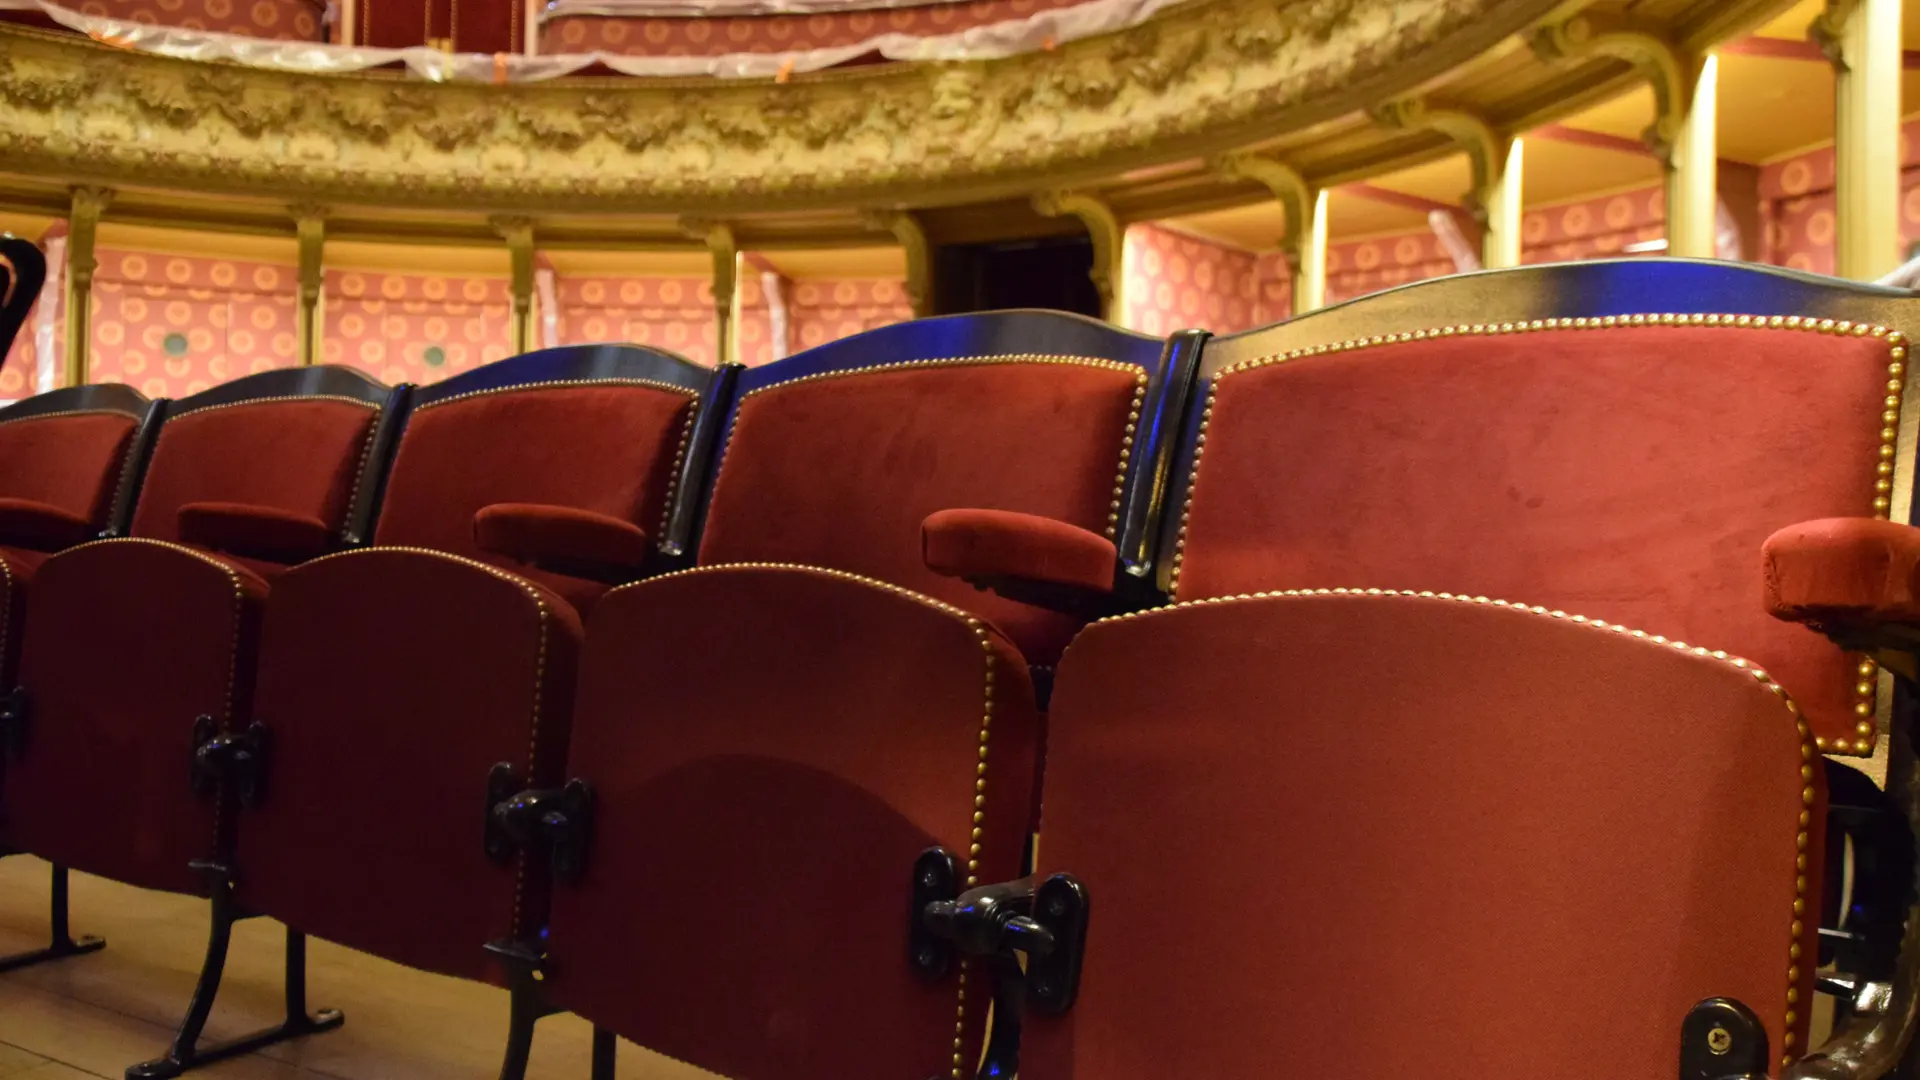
[1667,53,1719,258]
[63,186,112,389]
[1816,0,1902,280]
[491,215,536,355]
[292,203,327,367]
[1215,152,1326,315]
[1530,16,1713,256]
[1033,190,1122,323]
[1483,138,1524,268]
[684,219,739,366]
[1300,189,1330,313]
[1370,100,1519,268]
[865,210,933,318]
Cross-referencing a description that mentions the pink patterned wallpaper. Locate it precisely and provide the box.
[72,0,322,39]
[1521,186,1665,263]
[543,0,1081,56]
[1119,224,1278,335]
[322,270,513,387]
[89,249,300,399]
[1760,121,1920,274]
[1323,231,1458,307]
[556,276,717,367]
[787,278,912,351]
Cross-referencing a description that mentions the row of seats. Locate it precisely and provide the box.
[0,256,1911,1080]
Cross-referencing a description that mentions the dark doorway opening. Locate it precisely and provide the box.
[931,235,1101,318]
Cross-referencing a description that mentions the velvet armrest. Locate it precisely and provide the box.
[922,508,1119,616]
[1764,518,1920,678]
[0,497,95,550]
[178,501,334,564]
[474,503,651,583]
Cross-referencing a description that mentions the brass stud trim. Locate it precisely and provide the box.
[1083,583,1813,1042]
[0,407,142,427]
[412,377,698,414]
[712,356,1148,541]
[656,400,701,541]
[340,407,383,543]
[298,544,554,939]
[167,393,381,422]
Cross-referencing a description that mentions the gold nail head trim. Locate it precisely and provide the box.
[0,407,140,428]
[299,544,554,937]
[167,393,381,422]
[1169,317,1906,758]
[711,355,1147,542]
[610,559,1003,1080]
[656,400,701,541]
[1080,583,1812,1037]
[413,376,698,414]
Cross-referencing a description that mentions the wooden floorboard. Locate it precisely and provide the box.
[0,857,716,1080]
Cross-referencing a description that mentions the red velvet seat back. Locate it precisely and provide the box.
[1174,316,1907,753]
[129,395,380,551]
[0,410,139,530]
[1024,591,1818,1080]
[699,360,1147,664]
[371,380,697,610]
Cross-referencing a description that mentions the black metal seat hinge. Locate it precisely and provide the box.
[916,852,1090,1015]
[0,686,29,759]
[483,763,596,882]
[1679,997,1767,1080]
[188,716,271,807]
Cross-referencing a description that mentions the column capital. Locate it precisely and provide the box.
[1032,190,1121,323]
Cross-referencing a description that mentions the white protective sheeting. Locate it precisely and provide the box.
[2,0,1181,79]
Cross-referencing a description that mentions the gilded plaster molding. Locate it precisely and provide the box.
[0,0,1564,214]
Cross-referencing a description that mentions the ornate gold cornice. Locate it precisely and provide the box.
[0,0,1562,215]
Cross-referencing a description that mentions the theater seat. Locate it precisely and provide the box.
[0,381,157,972]
[223,345,716,1038]
[924,262,1912,1080]
[0,365,403,1077]
[499,312,1201,1080]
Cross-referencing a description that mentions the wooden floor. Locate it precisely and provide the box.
[0,857,714,1080]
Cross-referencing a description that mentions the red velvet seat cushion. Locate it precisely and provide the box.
[922,508,1115,594]
[700,361,1145,666]
[2,539,267,896]
[1763,517,1920,622]
[0,411,139,530]
[549,565,1042,1079]
[177,501,334,564]
[1024,590,1818,1080]
[474,503,650,573]
[0,497,94,550]
[372,383,695,615]
[1174,324,1901,753]
[129,398,377,552]
[236,548,582,984]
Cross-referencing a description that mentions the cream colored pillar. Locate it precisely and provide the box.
[292,204,327,366]
[62,186,112,388]
[1213,153,1326,315]
[1666,54,1719,258]
[1033,190,1123,323]
[1483,138,1525,269]
[1299,189,1330,313]
[1820,0,1902,280]
[683,219,739,366]
[492,216,537,355]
